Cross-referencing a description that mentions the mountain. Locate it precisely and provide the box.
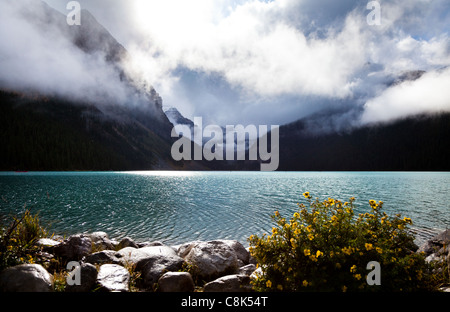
[276,112,450,171]
[165,107,195,129]
[1,2,448,172]
[0,2,184,171]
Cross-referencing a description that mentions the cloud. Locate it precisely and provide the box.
[360,67,450,124]
[119,0,450,125]
[127,0,368,99]
[5,0,450,128]
[0,0,152,112]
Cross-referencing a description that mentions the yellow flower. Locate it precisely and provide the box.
[316,250,323,258]
[304,249,311,256]
[266,280,272,288]
[309,255,318,262]
[290,238,297,249]
[350,265,357,273]
[272,227,278,235]
[369,200,376,206]
[354,274,362,280]
[403,217,412,224]
[293,212,300,218]
[303,192,310,198]
[308,233,315,241]
[274,211,280,217]
[331,215,338,222]
[342,246,352,255]
[277,284,283,291]
[376,247,383,254]
[365,243,373,251]
[302,280,309,287]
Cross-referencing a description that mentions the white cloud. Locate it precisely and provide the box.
[360,67,450,124]
[0,0,154,112]
[8,0,450,127]
[128,0,368,99]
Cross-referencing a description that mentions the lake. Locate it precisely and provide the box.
[0,171,448,246]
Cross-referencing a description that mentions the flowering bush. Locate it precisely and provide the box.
[0,209,47,270]
[248,193,436,292]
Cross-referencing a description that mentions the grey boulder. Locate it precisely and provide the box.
[0,264,53,292]
[182,240,239,282]
[203,274,252,292]
[53,234,92,260]
[89,231,114,251]
[65,262,98,292]
[97,264,130,292]
[158,272,195,292]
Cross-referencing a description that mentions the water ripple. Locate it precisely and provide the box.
[0,172,448,246]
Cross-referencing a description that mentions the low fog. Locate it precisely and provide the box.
[0,0,159,115]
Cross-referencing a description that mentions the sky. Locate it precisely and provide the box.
[1,0,450,129]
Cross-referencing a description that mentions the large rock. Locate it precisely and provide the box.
[85,250,123,265]
[117,246,177,265]
[182,240,239,282]
[0,264,53,292]
[418,229,450,264]
[117,237,139,249]
[97,264,130,292]
[221,240,250,266]
[158,272,195,292]
[36,238,61,248]
[53,234,92,260]
[239,264,257,276]
[116,246,184,289]
[89,232,114,251]
[203,274,252,292]
[35,238,61,254]
[431,229,450,245]
[65,262,98,292]
[136,246,184,288]
[177,241,203,258]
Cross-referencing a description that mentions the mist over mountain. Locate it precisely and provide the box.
[0,1,182,170]
[0,1,448,171]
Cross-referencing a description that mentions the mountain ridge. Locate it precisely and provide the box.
[1,2,448,172]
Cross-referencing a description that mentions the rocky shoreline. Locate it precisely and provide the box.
[0,229,449,292]
[0,232,257,292]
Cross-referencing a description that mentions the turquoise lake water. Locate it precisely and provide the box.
[0,171,448,246]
